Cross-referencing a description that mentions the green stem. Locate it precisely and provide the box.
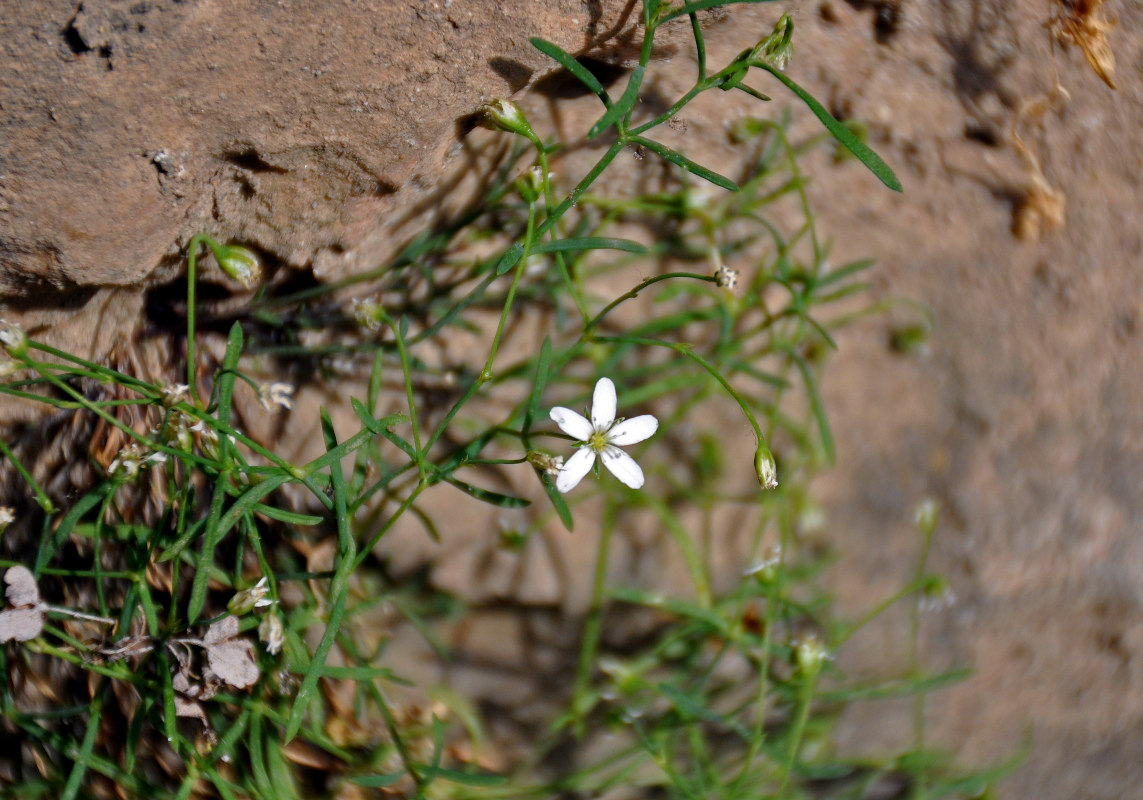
[585,272,717,333]
[572,507,615,727]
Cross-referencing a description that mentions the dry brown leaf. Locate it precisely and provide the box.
[4,565,40,607]
[203,615,260,689]
[0,565,45,642]
[1050,0,1117,89]
[174,695,208,725]
[0,608,46,643]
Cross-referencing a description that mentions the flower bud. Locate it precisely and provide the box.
[914,498,939,536]
[516,165,547,204]
[479,99,539,143]
[351,297,386,332]
[259,611,284,655]
[527,450,565,479]
[714,265,739,290]
[0,321,28,359]
[795,633,828,676]
[752,13,794,71]
[754,443,779,490]
[228,576,275,616]
[215,244,262,289]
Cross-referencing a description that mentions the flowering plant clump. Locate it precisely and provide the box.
[549,377,658,492]
[0,7,990,799]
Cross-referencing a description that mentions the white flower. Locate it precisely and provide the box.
[257,382,295,411]
[161,383,190,406]
[713,265,739,290]
[549,377,658,493]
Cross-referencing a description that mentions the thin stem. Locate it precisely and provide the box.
[585,272,717,333]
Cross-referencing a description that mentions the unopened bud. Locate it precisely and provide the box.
[527,450,565,479]
[479,99,539,143]
[351,297,386,332]
[754,443,778,490]
[228,576,275,616]
[752,13,794,71]
[914,498,939,536]
[795,633,828,676]
[259,611,284,655]
[216,245,262,289]
[516,165,548,203]
[0,321,28,359]
[714,265,739,290]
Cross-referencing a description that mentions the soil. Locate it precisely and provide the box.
[3,1,1142,797]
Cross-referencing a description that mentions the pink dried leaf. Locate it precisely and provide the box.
[174,695,208,725]
[4,566,41,608]
[0,608,45,643]
[205,638,260,689]
[203,614,239,645]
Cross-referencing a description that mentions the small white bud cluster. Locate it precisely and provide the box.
[108,443,168,479]
[351,297,385,332]
[714,265,739,290]
[257,382,295,412]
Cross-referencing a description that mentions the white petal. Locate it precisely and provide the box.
[601,445,644,489]
[606,414,658,446]
[591,377,617,430]
[549,407,594,441]
[556,447,595,493]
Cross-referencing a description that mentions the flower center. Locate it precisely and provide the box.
[587,429,610,453]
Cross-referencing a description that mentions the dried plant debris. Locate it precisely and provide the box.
[1010,113,1066,240]
[0,565,46,643]
[1049,0,1117,88]
[203,614,261,690]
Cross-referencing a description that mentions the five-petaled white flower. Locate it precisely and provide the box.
[549,377,658,493]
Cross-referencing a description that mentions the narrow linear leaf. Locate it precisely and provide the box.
[757,64,902,192]
[495,242,525,276]
[525,337,553,435]
[541,475,574,532]
[253,504,323,526]
[631,136,738,191]
[531,237,647,256]
[788,348,835,462]
[61,689,103,800]
[589,64,645,139]
[421,767,506,787]
[529,38,610,106]
[285,411,357,742]
[660,0,780,23]
[814,257,876,289]
[818,668,973,703]
[35,484,110,575]
[350,774,405,788]
[442,476,531,509]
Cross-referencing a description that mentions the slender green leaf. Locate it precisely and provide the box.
[60,689,103,800]
[529,38,610,106]
[253,504,323,526]
[421,767,506,787]
[818,668,973,703]
[757,64,902,191]
[660,0,779,23]
[631,135,738,191]
[495,242,525,276]
[540,474,574,532]
[442,476,531,509]
[525,337,553,435]
[530,237,647,256]
[35,484,110,574]
[788,348,835,462]
[285,410,357,742]
[589,64,645,139]
[350,773,405,788]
